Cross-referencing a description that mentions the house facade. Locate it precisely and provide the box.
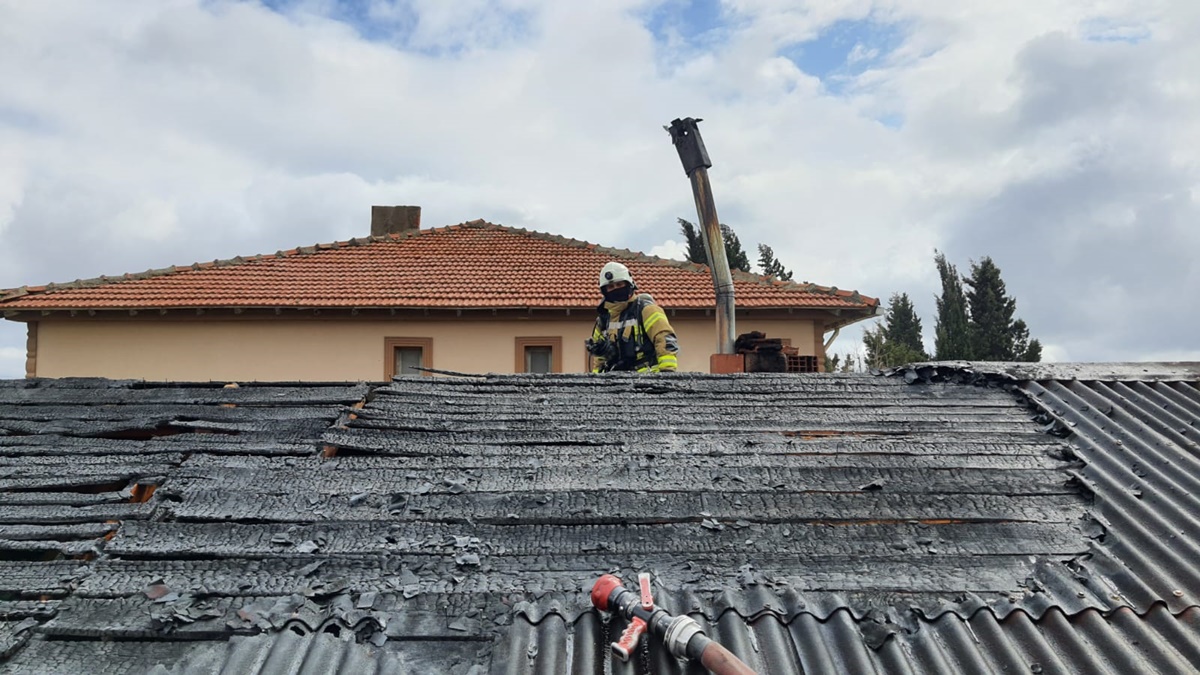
[0,207,878,380]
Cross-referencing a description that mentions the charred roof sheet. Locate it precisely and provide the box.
[0,368,1196,674]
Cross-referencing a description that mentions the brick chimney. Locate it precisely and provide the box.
[371,205,421,237]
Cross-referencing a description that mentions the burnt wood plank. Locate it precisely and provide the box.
[0,492,132,507]
[0,383,370,406]
[345,413,1032,432]
[0,538,98,557]
[0,502,153,525]
[74,553,1053,599]
[164,466,1076,496]
[0,436,312,457]
[182,450,1071,471]
[0,404,345,423]
[0,562,87,597]
[0,600,60,621]
[0,524,118,541]
[0,418,325,438]
[158,489,1087,525]
[322,428,1057,454]
[392,407,1027,426]
[107,520,1087,559]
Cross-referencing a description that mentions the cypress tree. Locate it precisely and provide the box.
[934,252,973,360]
[964,257,1017,360]
[863,293,929,368]
[757,244,793,280]
[678,218,708,265]
[885,293,928,361]
[1011,319,1043,362]
[677,218,752,272]
[720,224,752,272]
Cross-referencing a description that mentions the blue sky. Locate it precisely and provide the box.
[260,0,535,55]
[644,0,729,46]
[779,18,904,93]
[1,0,1198,376]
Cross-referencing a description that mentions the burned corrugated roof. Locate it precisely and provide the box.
[0,368,1196,674]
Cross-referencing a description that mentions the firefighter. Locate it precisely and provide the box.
[587,262,680,373]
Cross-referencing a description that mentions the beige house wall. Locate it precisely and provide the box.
[31,316,820,381]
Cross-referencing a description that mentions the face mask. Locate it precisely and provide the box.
[603,285,634,303]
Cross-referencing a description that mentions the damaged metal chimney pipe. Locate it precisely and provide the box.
[667,118,736,355]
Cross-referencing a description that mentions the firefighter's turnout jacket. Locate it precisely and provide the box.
[590,294,680,373]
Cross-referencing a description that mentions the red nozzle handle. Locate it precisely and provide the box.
[591,574,624,611]
[638,572,653,609]
[613,617,647,662]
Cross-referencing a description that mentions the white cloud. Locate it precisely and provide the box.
[648,239,688,261]
[0,347,24,380]
[1,0,1198,374]
[111,198,180,243]
[846,42,879,64]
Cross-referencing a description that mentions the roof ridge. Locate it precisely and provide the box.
[490,225,875,303]
[2,225,461,298]
[0,219,876,308]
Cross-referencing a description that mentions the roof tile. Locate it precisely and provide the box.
[0,222,877,311]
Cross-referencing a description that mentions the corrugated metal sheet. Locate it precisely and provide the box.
[498,605,1200,675]
[1021,379,1200,611]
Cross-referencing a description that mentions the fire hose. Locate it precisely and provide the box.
[591,573,757,675]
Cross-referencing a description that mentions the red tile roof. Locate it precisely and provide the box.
[0,221,876,311]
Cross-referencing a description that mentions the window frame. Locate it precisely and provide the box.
[384,337,433,379]
[514,336,563,374]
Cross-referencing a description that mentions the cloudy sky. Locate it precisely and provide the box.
[1,0,1197,377]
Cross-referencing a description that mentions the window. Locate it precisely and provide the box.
[525,346,553,374]
[515,337,562,373]
[396,347,424,376]
[384,338,433,378]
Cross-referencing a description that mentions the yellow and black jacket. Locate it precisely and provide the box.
[590,294,679,373]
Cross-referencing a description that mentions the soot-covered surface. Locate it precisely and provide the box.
[0,370,1197,674]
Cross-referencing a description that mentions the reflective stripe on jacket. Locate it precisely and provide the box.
[590,295,679,372]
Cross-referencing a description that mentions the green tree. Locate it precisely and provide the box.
[1012,319,1043,362]
[757,244,793,280]
[862,325,887,369]
[824,352,862,373]
[934,251,972,360]
[678,218,708,266]
[721,224,751,272]
[677,218,752,272]
[863,293,929,368]
[964,257,1041,362]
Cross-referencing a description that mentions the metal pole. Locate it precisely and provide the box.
[667,118,736,354]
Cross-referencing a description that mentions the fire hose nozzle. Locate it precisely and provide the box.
[590,572,758,674]
[590,574,623,612]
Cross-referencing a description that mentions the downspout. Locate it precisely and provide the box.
[668,118,736,355]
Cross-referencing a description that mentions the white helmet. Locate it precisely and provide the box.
[598,262,635,289]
